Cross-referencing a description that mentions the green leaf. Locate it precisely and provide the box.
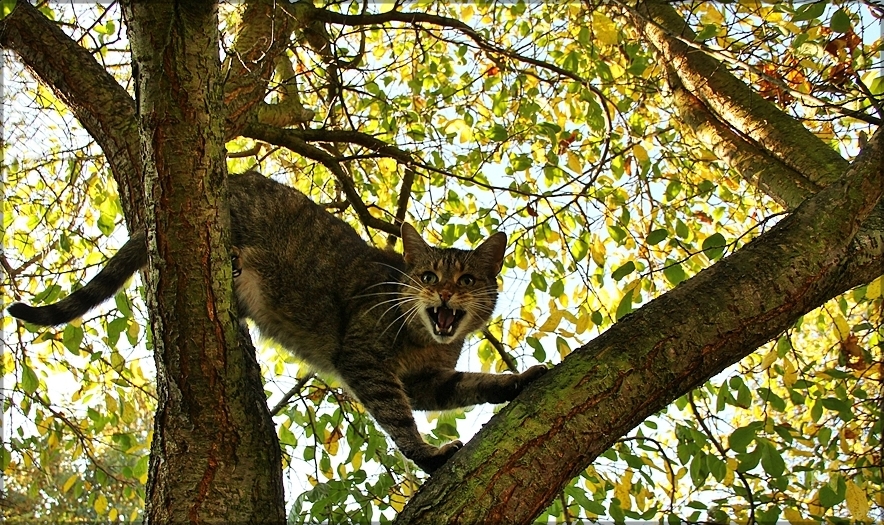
[1,0,16,19]
[759,439,786,477]
[819,484,843,508]
[21,363,39,394]
[729,425,757,453]
[830,8,851,33]
[792,2,826,22]
[663,261,686,286]
[527,336,546,362]
[694,24,719,42]
[702,233,727,260]
[63,324,84,353]
[615,288,634,320]
[646,228,668,245]
[549,279,564,298]
[530,271,548,291]
[611,261,635,281]
[607,225,627,244]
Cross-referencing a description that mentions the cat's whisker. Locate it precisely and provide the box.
[372,262,422,287]
[381,301,421,339]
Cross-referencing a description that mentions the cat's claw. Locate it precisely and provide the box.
[414,440,463,474]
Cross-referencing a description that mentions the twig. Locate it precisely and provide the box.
[481,328,519,373]
[271,373,315,416]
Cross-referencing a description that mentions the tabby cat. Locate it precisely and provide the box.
[8,170,547,473]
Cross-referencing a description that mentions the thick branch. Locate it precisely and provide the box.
[667,69,819,209]
[0,1,144,229]
[397,129,883,523]
[632,0,850,186]
[222,0,298,138]
[125,2,284,521]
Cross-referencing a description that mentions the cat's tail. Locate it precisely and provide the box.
[7,233,148,326]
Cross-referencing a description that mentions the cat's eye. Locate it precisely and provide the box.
[421,271,439,284]
[458,274,476,286]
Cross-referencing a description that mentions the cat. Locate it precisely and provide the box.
[7,170,547,473]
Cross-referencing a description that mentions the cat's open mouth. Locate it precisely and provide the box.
[428,306,465,336]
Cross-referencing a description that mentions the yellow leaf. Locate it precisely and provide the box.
[127,320,140,340]
[614,470,633,509]
[94,493,108,515]
[833,314,850,338]
[390,492,407,512]
[575,312,590,334]
[460,4,474,21]
[567,151,583,174]
[538,310,563,332]
[783,507,803,524]
[845,480,870,519]
[377,158,397,176]
[108,508,118,522]
[783,358,798,388]
[63,474,78,493]
[759,349,777,371]
[866,275,883,299]
[592,12,619,46]
[633,144,649,164]
[591,237,606,266]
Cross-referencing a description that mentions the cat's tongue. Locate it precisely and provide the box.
[435,306,457,333]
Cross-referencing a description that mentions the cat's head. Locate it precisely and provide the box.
[400,223,507,344]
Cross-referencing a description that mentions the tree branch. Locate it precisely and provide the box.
[243,122,400,236]
[630,0,850,187]
[0,1,144,229]
[222,0,299,138]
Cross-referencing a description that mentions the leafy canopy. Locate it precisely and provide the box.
[2,1,882,523]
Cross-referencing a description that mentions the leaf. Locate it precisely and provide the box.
[829,8,851,33]
[567,151,582,174]
[728,425,757,453]
[615,288,634,320]
[94,493,108,514]
[538,310,564,332]
[0,0,16,20]
[63,324,84,353]
[759,439,786,478]
[844,480,870,519]
[701,233,726,260]
[663,262,686,286]
[591,12,619,45]
[611,261,635,281]
[792,1,826,22]
[21,363,39,395]
[646,228,668,245]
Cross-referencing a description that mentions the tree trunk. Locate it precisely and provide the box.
[123,2,284,522]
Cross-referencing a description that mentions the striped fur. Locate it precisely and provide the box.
[8,171,547,473]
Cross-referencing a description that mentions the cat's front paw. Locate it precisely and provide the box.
[514,364,548,393]
[413,440,463,474]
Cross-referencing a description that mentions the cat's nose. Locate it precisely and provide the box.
[439,290,452,303]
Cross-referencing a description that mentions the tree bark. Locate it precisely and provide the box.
[123,2,284,522]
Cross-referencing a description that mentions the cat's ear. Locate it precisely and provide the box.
[401,223,431,264]
[476,232,508,275]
